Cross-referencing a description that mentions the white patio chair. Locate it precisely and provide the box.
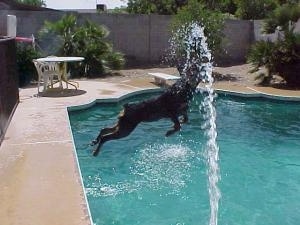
[33,60,62,94]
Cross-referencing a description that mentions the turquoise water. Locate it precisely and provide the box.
[69,93,300,225]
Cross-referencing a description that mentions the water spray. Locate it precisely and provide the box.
[169,22,221,225]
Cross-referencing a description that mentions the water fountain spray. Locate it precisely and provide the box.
[169,22,221,225]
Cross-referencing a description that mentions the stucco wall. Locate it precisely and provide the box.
[219,19,253,65]
[77,13,173,66]
[0,10,253,65]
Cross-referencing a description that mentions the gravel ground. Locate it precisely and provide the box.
[107,63,259,86]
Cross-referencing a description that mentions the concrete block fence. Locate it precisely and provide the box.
[0,10,254,65]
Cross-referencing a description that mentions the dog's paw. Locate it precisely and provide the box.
[92,148,100,157]
[90,139,98,146]
[165,130,173,137]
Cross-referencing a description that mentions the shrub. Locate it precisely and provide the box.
[247,28,300,87]
[38,15,125,77]
[72,20,124,76]
[16,43,41,86]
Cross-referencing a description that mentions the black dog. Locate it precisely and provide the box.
[91,77,199,156]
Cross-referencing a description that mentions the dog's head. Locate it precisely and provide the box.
[177,56,210,89]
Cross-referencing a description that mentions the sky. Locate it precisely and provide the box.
[44,0,128,9]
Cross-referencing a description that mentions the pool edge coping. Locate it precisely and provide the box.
[67,88,163,112]
[68,86,300,113]
[215,87,300,101]
[66,109,94,225]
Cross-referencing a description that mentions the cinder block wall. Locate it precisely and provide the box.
[219,19,254,65]
[0,10,254,65]
[0,37,19,145]
[78,13,173,66]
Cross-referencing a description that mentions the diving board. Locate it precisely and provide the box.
[148,72,180,86]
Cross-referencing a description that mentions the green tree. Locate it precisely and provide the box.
[16,0,46,7]
[109,6,128,14]
[234,0,278,19]
[171,0,225,55]
[199,0,237,14]
[126,0,239,15]
[127,0,187,14]
[263,3,300,33]
[276,0,300,4]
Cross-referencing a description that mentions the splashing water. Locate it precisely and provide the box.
[86,143,194,198]
[169,22,221,225]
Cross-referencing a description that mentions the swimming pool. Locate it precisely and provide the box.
[69,92,300,225]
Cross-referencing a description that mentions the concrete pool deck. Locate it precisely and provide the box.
[0,73,300,225]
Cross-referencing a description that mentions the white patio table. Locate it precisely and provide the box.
[36,56,84,89]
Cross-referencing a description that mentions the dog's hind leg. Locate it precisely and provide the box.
[90,124,118,146]
[165,116,181,137]
[93,124,137,156]
[91,108,128,146]
[92,130,128,156]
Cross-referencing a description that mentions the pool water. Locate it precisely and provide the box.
[69,93,300,225]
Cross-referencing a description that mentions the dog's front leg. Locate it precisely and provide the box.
[92,133,115,156]
[166,116,181,136]
[178,103,189,124]
[180,112,189,124]
[93,132,117,156]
